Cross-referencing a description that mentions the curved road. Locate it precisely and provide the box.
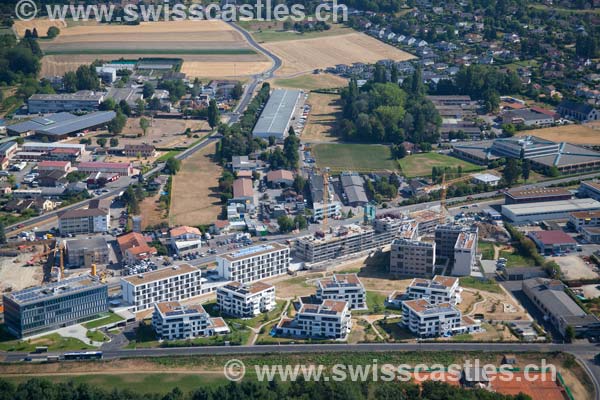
[6,22,282,236]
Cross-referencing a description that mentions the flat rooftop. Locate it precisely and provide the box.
[252,89,301,138]
[506,187,572,200]
[219,242,288,262]
[122,264,199,286]
[5,274,105,305]
[502,198,600,216]
[65,236,108,251]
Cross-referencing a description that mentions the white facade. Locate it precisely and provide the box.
[276,299,352,340]
[170,226,203,255]
[502,199,600,223]
[312,201,342,222]
[152,301,229,340]
[401,299,479,338]
[216,281,276,318]
[406,275,462,305]
[316,274,367,310]
[216,243,290,284]
[453,231,478,276]
[58,208,110,235]
[121,264,203,312]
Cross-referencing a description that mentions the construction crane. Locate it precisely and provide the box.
[424,173,473,224]
[321,168,330,230]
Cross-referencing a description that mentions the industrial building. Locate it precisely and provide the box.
[522,278,600,338]
[58,205,110,235]
[504,187,572,204]
[568,210,600,232]
[275,299,352,340]
[216,243,290,284]
[528,230,577,255]
[340,172,369,207]
[501,198,600,223]
[27,91,104,114]
[216,281,276,318]
[579,181,600,201]
[76,161,133,177]
[316,274,367,310]
[3,275,108,338]
[453,136,600,175]
[295,217,406,264]
[252,89,301,139]
[65,237,110,268]
[7,111,116,140]
[152,301,229,340]
[121,264,203,312]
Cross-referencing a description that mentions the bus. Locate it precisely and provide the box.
[62,351,103,361]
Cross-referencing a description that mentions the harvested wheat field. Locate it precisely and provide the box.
[181,60,272,79]
[41,20,252,53]
[301,93,341,142]
[517,123,600,145]
[169,142,222,226]
[13,18,66,37]
[264,32,415,76]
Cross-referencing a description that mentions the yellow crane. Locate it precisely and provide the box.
[425,173,474,224]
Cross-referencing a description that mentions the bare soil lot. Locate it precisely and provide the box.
[169,142,222,226]
[459,287,531,322]
[264,32,415,76]
[0,252,42,292]
[300,93,341,142]
[139,193,168,230]
[181,60,272,79]
[517,123,600,145]
[118,118,210,150]
[550,255,599,280]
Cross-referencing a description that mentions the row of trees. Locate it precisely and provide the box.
[217,82,271,162]
[0,34,42,86]
[0,377,533,400]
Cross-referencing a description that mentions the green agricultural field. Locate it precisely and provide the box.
[312,143,399,172]
[398,152,483,178]
[43,49,256,55]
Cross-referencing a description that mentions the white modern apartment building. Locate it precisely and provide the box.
[401,299,480,338]
[216,243,290,284]
[316,273,367,310]
[406,275,462,305]
[216,281,276,318]
[121,264,203,312]
[152,301,229,340]
[276,299,352,340]
[390,239,436,277]
[453,231,478,276]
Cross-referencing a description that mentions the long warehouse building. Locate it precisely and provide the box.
[502,198,600,223]
[252,89,301,140]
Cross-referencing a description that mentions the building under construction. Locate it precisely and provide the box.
[294,216,414,264]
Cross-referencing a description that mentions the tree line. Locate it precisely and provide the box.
[0,377,533,400]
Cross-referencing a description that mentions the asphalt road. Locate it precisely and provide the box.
[6,23,282,237]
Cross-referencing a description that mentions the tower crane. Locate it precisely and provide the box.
[424,173,473,224]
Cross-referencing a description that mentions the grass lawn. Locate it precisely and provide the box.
[86,330,108,342]
[312,143,398,172]
[204,300,287,329]
[459,277,502,294]
[354,291,389,315]
[0,326,93,352]
[83,312,124,329]
[479,241,495,260]
[398,152,483,178]
[1,374,228,395]
[377,318,415,342]
[499,250,536,267]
